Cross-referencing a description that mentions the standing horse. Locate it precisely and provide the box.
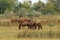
[18,20,32,29]
[18,19,42,30]
[11,17,42,30]
[17,17,32,29]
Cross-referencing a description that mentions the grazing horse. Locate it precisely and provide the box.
[18,21,36,30]
[18,19,42,30]
[11,17,42,30]
[18,20,31,29]
[17,17,32,29]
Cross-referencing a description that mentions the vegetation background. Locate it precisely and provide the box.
[0,0,60,40]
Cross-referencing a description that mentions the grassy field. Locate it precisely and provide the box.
[0,25,60,40]
[0,15,60,40]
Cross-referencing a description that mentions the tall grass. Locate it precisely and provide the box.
[17,30,60,38]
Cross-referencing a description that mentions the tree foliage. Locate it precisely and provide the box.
[0,0,17,14]
[0,0,60,17]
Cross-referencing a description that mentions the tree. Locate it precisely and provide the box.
[32,1,45,12]
[0,2,7,14]
[22,1,30,9]
[42,3,56,15]
[0,0,17,14]
[47,0,60,14]
[13,2,22,13]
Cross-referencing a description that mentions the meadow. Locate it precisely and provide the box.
[0,15,60,40]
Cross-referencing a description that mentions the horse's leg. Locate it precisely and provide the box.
[34,25,36,29]
[19,24,21,30]
[38,25,42,30]
[32,24,36,30]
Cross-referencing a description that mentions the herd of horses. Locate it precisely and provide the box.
[11,17,42,30]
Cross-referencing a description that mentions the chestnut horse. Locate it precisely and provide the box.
[18,19,42,30]
[11,17,42,30]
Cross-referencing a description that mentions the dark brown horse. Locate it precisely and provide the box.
[16,17,32,29]
[18,19,42,30]
[18,21,36,30]
[11,17,42,30]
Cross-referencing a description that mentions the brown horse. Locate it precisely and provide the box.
[18,19,42,30]
[18,21,36,30]
[16,17,32,29]
[11,17,42,30]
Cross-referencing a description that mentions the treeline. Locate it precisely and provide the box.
[0,0,60,18]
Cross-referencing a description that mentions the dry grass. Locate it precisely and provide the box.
[0,15,60,40]
[0,25,60,39]
[0,38,60,40]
